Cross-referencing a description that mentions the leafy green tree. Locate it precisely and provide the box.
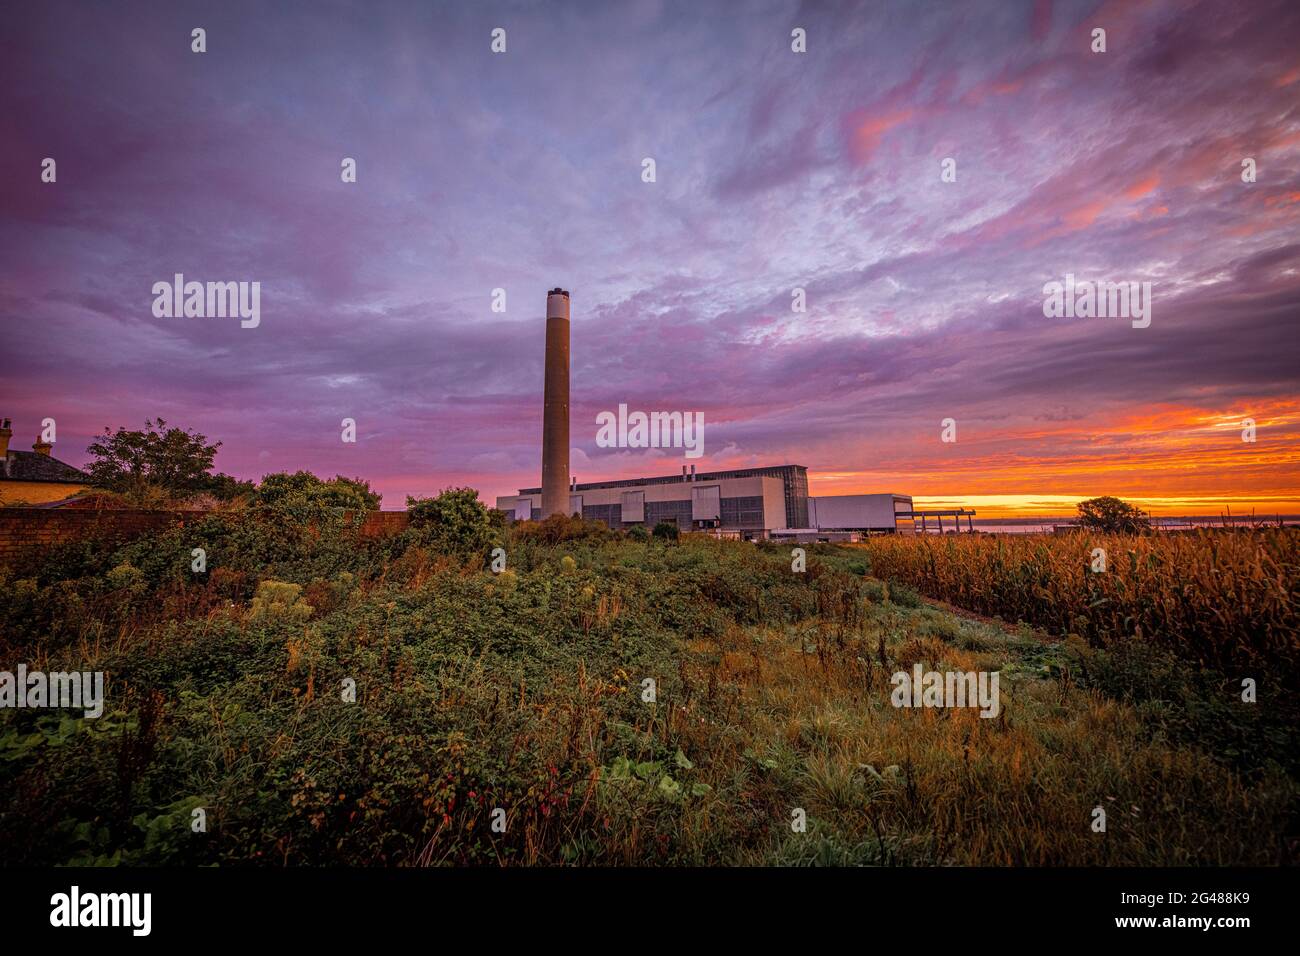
[1075,496,1152,534]
[406,487,497,556]
[86,419,223,505]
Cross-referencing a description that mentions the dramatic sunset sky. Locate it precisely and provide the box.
[3,0,1298,516]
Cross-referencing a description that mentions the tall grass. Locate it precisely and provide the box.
[858,529,1300,679]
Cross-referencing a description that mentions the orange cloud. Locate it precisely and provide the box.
[806,398,1300,518]
[850,109,914,162]
[1123,174,1160,200]
[1061,199,1107,230]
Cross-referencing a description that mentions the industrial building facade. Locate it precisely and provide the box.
[515,464,808,527]
[808,494,916,534]
[497,465,925,537]
[498,468,790,536]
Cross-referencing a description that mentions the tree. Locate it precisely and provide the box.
[406,488,497,556]
[1075,496,1152,534]
[86,419,222,505]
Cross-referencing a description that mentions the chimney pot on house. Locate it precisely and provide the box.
[0,418,11,457]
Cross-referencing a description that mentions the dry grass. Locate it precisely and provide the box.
[690,613,1294,865]
[855,529,1300,677]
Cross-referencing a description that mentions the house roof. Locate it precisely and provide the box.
[1,450,91,484]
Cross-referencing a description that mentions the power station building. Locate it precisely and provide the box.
[498,288,959,537]
[495,475,919,538]
[498,464,807,537]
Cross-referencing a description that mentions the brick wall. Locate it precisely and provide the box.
[352,511,410,537]
[0,508,410,564]
[0,509,191,563]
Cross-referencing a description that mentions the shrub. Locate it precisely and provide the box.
[511,513,611,546]
[652,521,679,542]
[247,580,313,622]
[406,488,497,557]
[104,563,147,596]
[253,471,381,520]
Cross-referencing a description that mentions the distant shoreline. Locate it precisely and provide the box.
[954,515,1300,533]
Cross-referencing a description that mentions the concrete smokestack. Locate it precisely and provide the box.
[541,288,571,518]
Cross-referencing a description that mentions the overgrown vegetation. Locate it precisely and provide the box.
[1,499,1294,866]
[858,528,1300,681]
[250,471,381,520]
[405,487,501,557]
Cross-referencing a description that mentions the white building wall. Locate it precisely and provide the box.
[500,475,786,531]
[810,494,911,531]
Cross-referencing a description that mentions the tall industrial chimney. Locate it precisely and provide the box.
[541,288,571,517]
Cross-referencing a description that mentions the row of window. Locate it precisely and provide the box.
[527,496,771,530]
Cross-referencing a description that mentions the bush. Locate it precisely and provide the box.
[253,471,381,520]
[652,521,679,542]
[247,580,314,622]
[406,488,498,557]
[510,513,612,546]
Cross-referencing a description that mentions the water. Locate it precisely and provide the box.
[918,517,1300,534]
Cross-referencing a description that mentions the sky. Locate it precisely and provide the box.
[2,0,1298,517]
